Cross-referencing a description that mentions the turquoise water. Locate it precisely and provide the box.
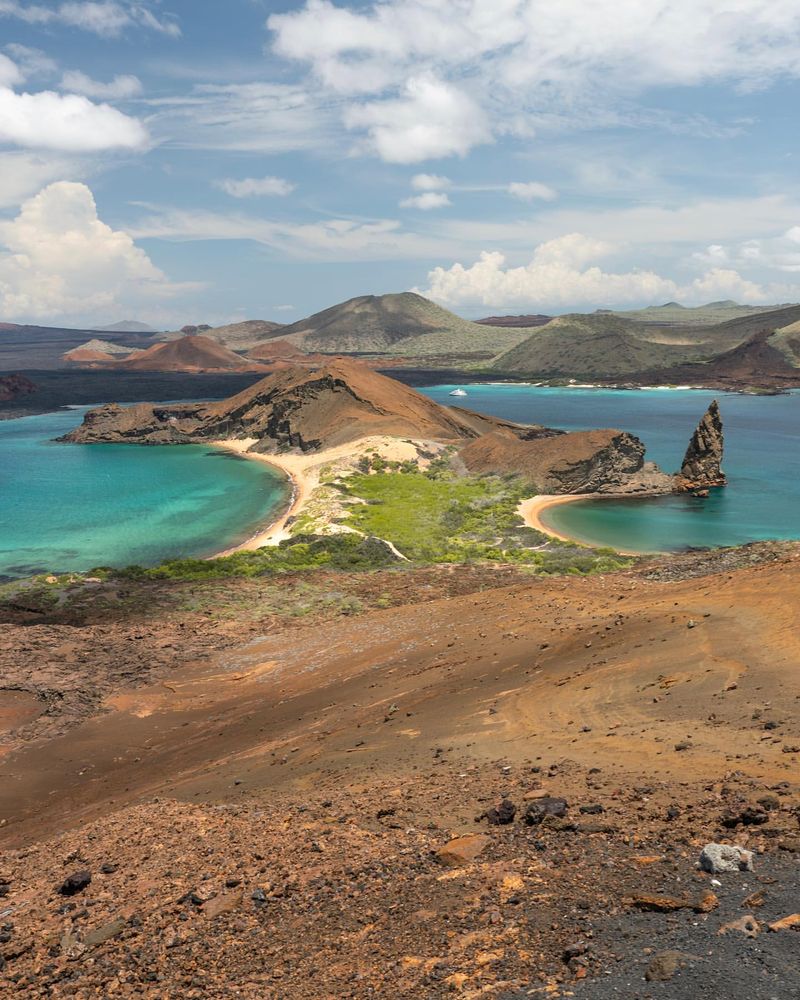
[0,408,288,579]
[422,384,800,553]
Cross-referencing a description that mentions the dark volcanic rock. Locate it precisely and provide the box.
[678,399,726,488]
[58,871,91,896]
[523,796,568,825]
[0,374,36,403]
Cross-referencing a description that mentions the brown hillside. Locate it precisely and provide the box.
[116,335,269,373]
[459,427,673,494]
[63,358,532,451]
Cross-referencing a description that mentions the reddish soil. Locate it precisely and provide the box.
[1,549,798,996]
[116,336,270,373]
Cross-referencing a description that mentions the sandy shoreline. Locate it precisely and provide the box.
[518,493,649,556]
[209,437,430,558]
[517,494,590,545]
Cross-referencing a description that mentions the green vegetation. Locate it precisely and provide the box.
[338,459,630,573]
[114,534,399,581]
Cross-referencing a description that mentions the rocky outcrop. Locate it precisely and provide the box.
[61,359,537,452]
[460,427,674,495]
[677,400,726,489]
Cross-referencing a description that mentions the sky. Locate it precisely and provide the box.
[2,1,800,329]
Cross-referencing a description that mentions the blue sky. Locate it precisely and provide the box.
[1,0,800,328]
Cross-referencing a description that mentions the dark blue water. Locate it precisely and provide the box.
[421,384,800,553]
[0,408,288,578]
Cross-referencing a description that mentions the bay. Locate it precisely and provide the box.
[421,384,800,553]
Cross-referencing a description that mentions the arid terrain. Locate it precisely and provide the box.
[1,542,799,998]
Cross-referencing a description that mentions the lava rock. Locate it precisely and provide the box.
[58,871,91,897]
[523,797,568,826]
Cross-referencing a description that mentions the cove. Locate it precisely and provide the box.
[0,407,288,579]
[421,384,800,553]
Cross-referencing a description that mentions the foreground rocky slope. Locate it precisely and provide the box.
[1,545,799,997]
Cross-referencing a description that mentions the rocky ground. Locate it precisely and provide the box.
[1,543,799,997]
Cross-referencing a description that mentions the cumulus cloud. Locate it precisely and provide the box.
[344,75,492,163]
[269,0,800,162]
[411,173,451,191]
[508,181,557,202]
[400,191,451,210]
[61,70,143,99]
[418,233,780,309]
[0,1,180,38]
[4,44,57,81]
[0,181,185,321]
[0,84,148,150]
[217,176,295,198]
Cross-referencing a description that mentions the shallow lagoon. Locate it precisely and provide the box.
[0,407,287,579]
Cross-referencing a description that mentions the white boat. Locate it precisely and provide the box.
[449,388,468,397]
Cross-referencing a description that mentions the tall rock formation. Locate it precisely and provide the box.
[678,400,726,488]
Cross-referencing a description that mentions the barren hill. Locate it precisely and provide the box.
[63,339,135,363]
[63,358,531,451]
[116,335,268,373]
[276,292,531,358]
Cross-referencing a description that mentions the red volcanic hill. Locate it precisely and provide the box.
[63,358,532,451]
[116,335,269,373]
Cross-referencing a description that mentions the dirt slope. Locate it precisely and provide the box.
[1,551,799,997]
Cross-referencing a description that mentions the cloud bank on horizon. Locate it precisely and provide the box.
[0,0,799,324]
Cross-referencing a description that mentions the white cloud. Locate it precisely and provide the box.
[61,70,143,99]
[0,151,90,208]
[130,206,451,261]
[217,176,295,198]
[269,0,800,162]
[411,173,451,191]
[344,75,492,162]
[147,83,332,153]
[508,181,557,202]
[0,54,22,88]
[0,182,186,321]
[400,191,451,210]
[418,233,786,309]
[0,85,148,151]
[0,1,180,38]
[4,45,58,81]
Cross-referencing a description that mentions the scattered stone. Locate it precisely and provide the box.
[84,917,128,949]
[768,913,800,932]
[523,797,567,826]
[203,889,243,920]
[58,871,92,897]
[674,741,692,751]
[722,805,769,827]
[645,950,694,983]
[719,915,760,938]
[699,843,754,874]
[628,890,717,914]
[742,889,766,908]
[435,835,491,867]
[483,799,517,826]
[579,804,604,815]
